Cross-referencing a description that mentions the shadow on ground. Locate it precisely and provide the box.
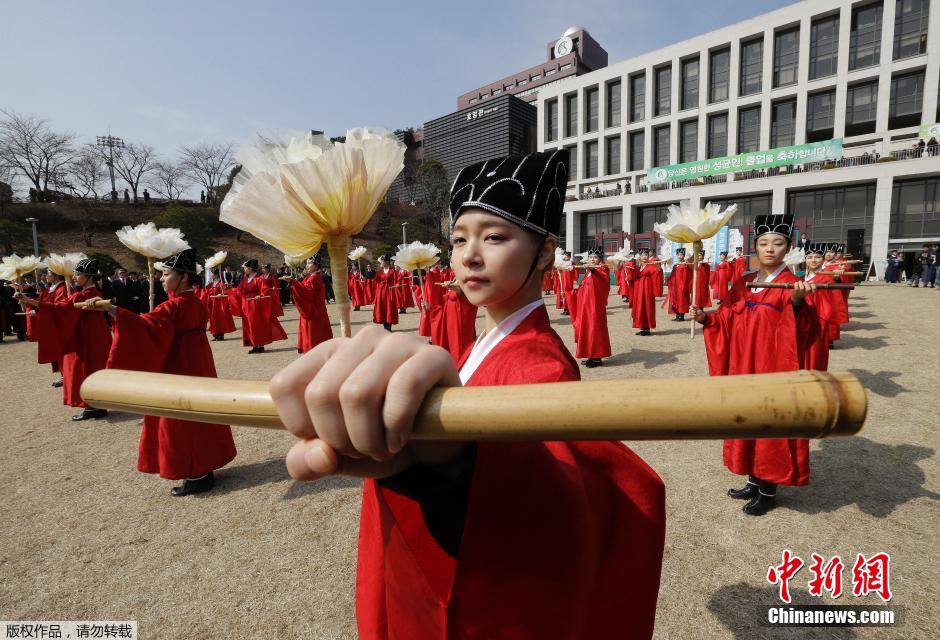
[784,437,939,517]
[847,369,905,397]
[606,348,688,368]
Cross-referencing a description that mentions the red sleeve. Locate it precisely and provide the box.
[106,301,177,371]
[36,290,93,363]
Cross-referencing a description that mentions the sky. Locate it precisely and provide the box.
[1,0,794,174]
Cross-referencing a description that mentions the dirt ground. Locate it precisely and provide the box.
[1,284,938,639]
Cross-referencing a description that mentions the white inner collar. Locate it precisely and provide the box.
[750,262,788,293]
[459,299,543,385]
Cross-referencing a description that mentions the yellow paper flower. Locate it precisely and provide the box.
[44,252,88,277]
[204,251,228,270]
[392,241,440,271]
[653,202,737,243]
[284,254,308,269]
[0,254,44,280]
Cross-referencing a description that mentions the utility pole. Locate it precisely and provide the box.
[402,221,408,244]
[96,134,125,203]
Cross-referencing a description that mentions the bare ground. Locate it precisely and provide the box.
[1,284,938,639]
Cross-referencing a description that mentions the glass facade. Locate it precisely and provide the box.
[565,93,578,137]
[810,15,840,79]
[606,135,621,174]
[893,0,930,60]
[629,130,645,171]
[889,70,925,129]
[773,28,800,88]
[709,193,773,227]
[681,57,699,110]
[849,3,883,70]
[585,87,599,133]
[654,125,671,166]
[846,81,879,136]
[546,99,558,142]
[737,106,761,153]
[740,38,763,96]
[607,80,622,127]
[771,99,797,148]
[584,140,599,178]
[709,48,730,103]
[788,184,877,252]
[580,210,622,251]
[567,145,578,180]
[655,65,672,116]
[806,90,837,142]
[636,204,675,233]
[891,176,940,237]
[630,73,646,122]
[708,112,728,158]
[680,120,698,162]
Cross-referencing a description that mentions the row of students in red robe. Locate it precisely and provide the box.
[233,259,287,354]
[819,242,855,347]
[271,149,665,638]
[288,255,334,354]
[572,247,610,367]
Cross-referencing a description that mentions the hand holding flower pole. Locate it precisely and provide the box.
[653,202,737,337]
[220,128,405,337]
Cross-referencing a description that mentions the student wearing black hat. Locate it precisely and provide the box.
[270,150,665,638]
[574,246,611,367]
[17,258,113,421]
[372,254,398,330]
[691,214,819,516]
[288,254,333,353]
[236,258,287,353]
[79,249,237,495]
[631,249,658,336]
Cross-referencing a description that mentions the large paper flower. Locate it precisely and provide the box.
[221,127,406,337]
[653,202,737,244]
[44,252,87,277]
[348,245,367,261]
[204,251,228,270]
[284,254,308,269]
[784,247,806,267]
[0,254,44,280]
[392,241,440,272]
[553,248,572,271]
[116,223,190,259]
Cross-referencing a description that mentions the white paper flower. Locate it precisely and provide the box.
[284,254,308,269]
[44,252,88,277]
[204,251,228,269]
[153,261,165,271]
[0,254,44,280]
[553,248,572,271]
[393,241,440,271]
[116,223,190,259]
[784,247,806,267]
[348,245,367,261]
[653,202,738,243]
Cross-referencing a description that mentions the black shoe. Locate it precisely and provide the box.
[728,476,760,500]
[382,323,392,331]
[677,314,685,321]
[354,306,360,311]
[584,358,602,368]
[248,346,265,354]
[743,483,777,516]
[72,408,108,421]
[636,329,651,336]
[52,379,63,388]
[561,310,569,315]
[829,341,835,349]
[171,471,215,497]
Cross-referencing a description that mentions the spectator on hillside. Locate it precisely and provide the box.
[201,190,206,204]
[143,189,151,204]
[124,189,130,204]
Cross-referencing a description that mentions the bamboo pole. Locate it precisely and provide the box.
[327,236,351,338]
[746,282,855,290]
[80,369,867,441]
[690,240,703,338]
[147,257,155,312]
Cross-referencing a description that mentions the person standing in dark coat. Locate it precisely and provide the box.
[885,250,902,283]
[111,268,139,312]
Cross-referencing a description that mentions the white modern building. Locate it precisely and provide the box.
[537,0,939,277]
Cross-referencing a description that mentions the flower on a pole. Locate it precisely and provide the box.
[392,241,440,272]
[653,202,737,243]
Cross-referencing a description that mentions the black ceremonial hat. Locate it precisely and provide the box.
[74,257,99,275]
[675,247,686,255]
[806,243,827,256]
[163,248,199,275]
[242,258,259,270]
[449,149,569,238]
[309,253,323,266]
[753,214,794,238]
[588,245,604,258]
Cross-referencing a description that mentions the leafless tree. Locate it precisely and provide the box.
[111,142,157,202]
[178,142,235,204]
[0,109,75,199]
[417,160,450,242]
[62,147,107,200]
[149,161,191,201]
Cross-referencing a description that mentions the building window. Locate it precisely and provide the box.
[584,140,599,178]
[679,120,698,163]
[739,38,763,96]
[580,210,623,251]
[889,70,925,129]
[846,80,879,136]
[493,88,502,95]
[806,90,837,142]
[810,15,840,80]
[709,194,773,227]
[585,87,599,133]
[709,47,730,103]
[636,204,673,233]
[606,80,622,127]
[737,106,761,152]
[771,99,797,147]
[681,57,699,110]
[629,130,645,171]
[606,135,621,174]
[653,124,671,166]
[545,68,558,76]
[630,73,646,122]
[518,79,528,86]
[546,99,558,142]
[894,0,930,59]
[655,65,672,116]
[531,74,542,81]
[788,184,877,252]
[773,28,800,88]
[567,145,578,181]
[469,97,478,104]
[708,112,728,158]
[891,177,940,237]
[849,2,883,70]
[565,94,578,137]
[560,63,573,71]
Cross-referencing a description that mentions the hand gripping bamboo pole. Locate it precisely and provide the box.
[746,282,855,291]
[80,369,866,441]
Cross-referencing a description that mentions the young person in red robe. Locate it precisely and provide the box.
[574,247,611,367]
[269,149,665,639]
[665,248,692,321]
[436,279,478,362]
[260,263,284,317]
[731,247,747,281]
[237,259,287,354]
[290,255,334,354]
[694,249,712,310]
[372,256,399,331]
[801,243,849,371]
[348,264,364,311]
[424,264,446,342]
[18,258,112,421]
[691,214,819,516]
[206,270,237,341]
[820,243,850,346]
[415,266,436,338]
[631,249,658,336]
[559,253,578,315]
[33,269,69,387]
[711,251,733,305]
[540,267,553,295]
[80,249,237,496]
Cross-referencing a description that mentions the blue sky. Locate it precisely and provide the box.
[2,0,793,160]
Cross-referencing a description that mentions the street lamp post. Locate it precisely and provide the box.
[96,134,125,203]
[402,222,408,245]
[25,217,39,256]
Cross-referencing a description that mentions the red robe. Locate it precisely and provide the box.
[417,270,438,338]
[107,290,237,480]
[665,263,692,314]
[631,264,659,329]
[426,269,447,343]
[396,270,415,310]
[541,269,554,293]
[702,269,818,486]
[732,255,747,281]
[206,282,237,336]
[291,272,333,353]
[820,262,851,341]
[356,305,665,639]
[37,286,112,408]
[372,268,399,325]
[653,265,664,298]
[575,265,611,359]
[711,261,733,304]
[349,271,366,308]
[237,276,287,347]
[693,262,712,309]
[437,289,477,362]
[801,272,848,371]
[555,267,578,311]
[260,274,284,317]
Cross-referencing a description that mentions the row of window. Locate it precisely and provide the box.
[545,0,930,142]
[554,68,933,179]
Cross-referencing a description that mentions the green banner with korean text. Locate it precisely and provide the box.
[646,139,843,186]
